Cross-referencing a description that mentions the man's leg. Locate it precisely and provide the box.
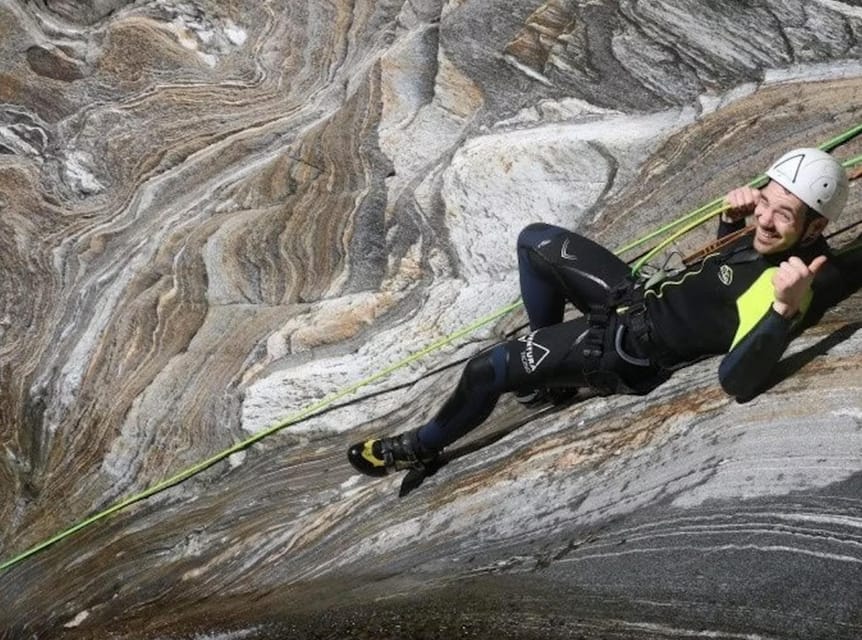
[347,344,510,476]
[517,223,631,327]
[348,317,592,475]
[416,317,592,451]
[517,224,567,329]
[515,223,631,404]
[415,345,508,451]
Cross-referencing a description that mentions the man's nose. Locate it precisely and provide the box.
[757,207,775,228]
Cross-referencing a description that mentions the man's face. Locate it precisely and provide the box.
[752,181,810,254]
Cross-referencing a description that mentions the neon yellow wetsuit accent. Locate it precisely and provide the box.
[731,268,814,349]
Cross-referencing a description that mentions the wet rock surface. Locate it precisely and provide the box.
[1,1,861,638]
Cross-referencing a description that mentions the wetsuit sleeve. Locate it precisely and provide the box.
[719,244,859,400]
[717,215,746,239]
[718,307,795,399]
[833,236,862,294]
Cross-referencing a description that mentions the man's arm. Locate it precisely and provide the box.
[718,255,826,399]
[718,309,794,398]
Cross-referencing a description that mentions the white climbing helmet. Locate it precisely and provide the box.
[766,147,849,221]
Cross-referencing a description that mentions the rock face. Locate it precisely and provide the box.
[1,1,861,638]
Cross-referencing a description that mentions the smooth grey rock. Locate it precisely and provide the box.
[0,1,861,638]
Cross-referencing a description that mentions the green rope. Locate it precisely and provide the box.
[842,152,862,169]
[613,196,726,256]
[629,146,862,274]
[616,122,862,257]
[0,301,523,573]
[821,124,862,156]
[629,201,727,273]
[3,124,861,575]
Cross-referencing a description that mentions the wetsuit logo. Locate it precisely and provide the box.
[560,238,578,260]
[519,332,550,374]
[719,264,734,286]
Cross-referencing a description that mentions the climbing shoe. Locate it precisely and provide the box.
[347,430,438,477]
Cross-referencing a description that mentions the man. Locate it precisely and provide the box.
[348,147,855,478]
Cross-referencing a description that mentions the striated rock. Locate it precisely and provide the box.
[0,0,861,638]
[25,45,87,82]
[42,0,135,26]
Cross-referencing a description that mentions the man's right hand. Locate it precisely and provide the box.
[723,186,761,222]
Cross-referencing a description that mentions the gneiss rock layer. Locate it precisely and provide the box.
[1,0,861,638]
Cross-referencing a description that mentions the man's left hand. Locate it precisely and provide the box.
[772,255,827,318]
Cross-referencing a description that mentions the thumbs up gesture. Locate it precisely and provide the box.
[772,255,827,318]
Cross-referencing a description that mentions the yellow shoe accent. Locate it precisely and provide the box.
[348,439,390,477]
[362,440,385,468]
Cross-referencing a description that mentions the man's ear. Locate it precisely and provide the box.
[801,216,828,245]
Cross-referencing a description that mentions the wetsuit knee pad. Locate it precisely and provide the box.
[460,346,507,393]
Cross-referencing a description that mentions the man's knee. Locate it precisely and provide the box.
[517,222,562,252]
[463,355,495,388]
[459,346,508,394]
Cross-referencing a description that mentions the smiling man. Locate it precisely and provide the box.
[348,148,856,478]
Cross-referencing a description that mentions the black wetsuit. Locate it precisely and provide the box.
[415,221,862,452]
